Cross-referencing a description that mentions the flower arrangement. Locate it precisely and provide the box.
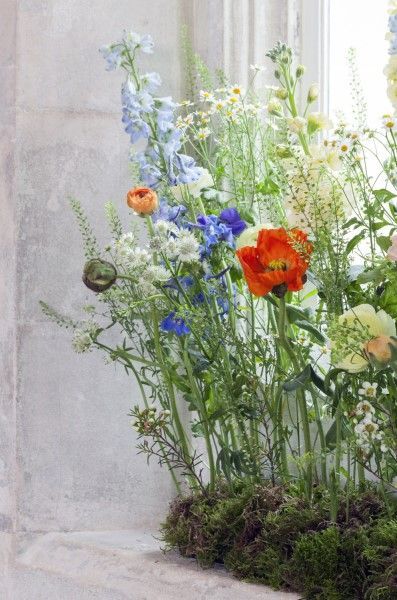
[42,7,397,597]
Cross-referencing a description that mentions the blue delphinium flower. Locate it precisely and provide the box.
[100,45,123,71]
[152,199,187,225]
[219,208,247,236]
[160,312,190,335]
[100,32,154,70]
[191,208,246,256]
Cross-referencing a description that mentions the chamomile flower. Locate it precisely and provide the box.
[355,400,375,417]
[250,63,265,72]
[382,113,397,130]
[358,382,378,398]
[199,90,215,103]
[196,127,211,141]
[338,139,352,155]
[178,99,194,107]
[229,85,245,96]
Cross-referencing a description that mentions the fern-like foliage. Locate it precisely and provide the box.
[105,202,123,239]
[348,47,368,130]
[39,301,78,329]
[180,25,214,99]
[69,197,100,259]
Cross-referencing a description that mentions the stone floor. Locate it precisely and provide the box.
[6,529,301,599]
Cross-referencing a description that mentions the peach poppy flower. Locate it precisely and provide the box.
[236,227,312,297]
[126,187,158,215]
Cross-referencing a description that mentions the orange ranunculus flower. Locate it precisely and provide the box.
[126,187,158,215]
[236,227,312,297]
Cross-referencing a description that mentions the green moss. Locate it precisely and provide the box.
[364,519,397,599]
[160,484,397,599]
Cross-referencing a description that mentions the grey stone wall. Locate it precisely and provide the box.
[1,1,298,588]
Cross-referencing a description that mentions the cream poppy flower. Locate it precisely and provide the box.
[172,168,214,201]
[336,304,396,373]
[235,223,274,249]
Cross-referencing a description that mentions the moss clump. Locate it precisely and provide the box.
[363,518,397,599]
[160,483,396,599]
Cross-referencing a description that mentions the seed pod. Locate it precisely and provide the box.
[82,258,117,292]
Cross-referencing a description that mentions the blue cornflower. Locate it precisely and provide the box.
[160,312,190,336]
[219,208,247,236]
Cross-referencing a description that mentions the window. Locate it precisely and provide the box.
[302,0,391,126]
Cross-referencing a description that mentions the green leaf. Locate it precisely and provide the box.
[373,188,396,203]
[255,177,280,195]
[325,418,349,449]
[294,320,326,344]
[342,217,360,229]
[283,364,312,392]
[346,232,364,254]
[379,281,397,319]
[377,235,392,252]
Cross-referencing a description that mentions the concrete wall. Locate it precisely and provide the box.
[1,0,298,583]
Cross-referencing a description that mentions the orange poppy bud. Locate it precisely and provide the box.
[126,187,158,215]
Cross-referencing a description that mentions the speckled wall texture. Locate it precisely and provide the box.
[0,2,297,594]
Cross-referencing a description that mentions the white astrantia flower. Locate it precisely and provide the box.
[172,168,214,201]
[153,219,178,238]
[358,382,378,398]
[72,321,99,354]
[174,230,200,263]
[307,111,333,134]
[287,116,307,134]
[137,264,170,295]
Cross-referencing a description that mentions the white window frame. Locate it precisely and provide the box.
[300,0,331,114]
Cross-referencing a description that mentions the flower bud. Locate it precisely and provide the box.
[364,335,397,367]
[275,144,293,158]
[307,83,319,103]
[275,87,288,100]
[126,187,159,216]
[274,70,281,80]
[83,259,117,292]
[296,65,306,78]
[267,99,283,116]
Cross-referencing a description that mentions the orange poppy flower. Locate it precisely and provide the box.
[236,227,312,297]
[126,187,158,215]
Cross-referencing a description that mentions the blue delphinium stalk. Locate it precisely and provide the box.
[101,31,202,189]
[389,14,397,54]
